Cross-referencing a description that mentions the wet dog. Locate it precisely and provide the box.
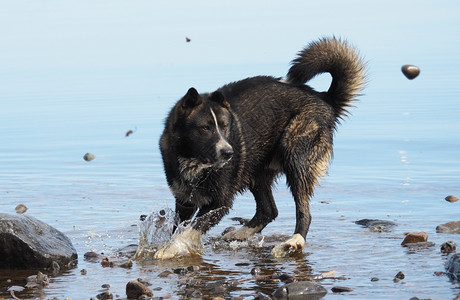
[156,37,366,259]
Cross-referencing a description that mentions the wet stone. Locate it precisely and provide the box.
[393,271,405,282]
[0,213,78,269]
[355,219,396,231]
[331,286,353,293]
[445,253,460,280]
[84,251,101,262]
[117,244,139,258]
[401,64,420,79]
[401,232,428,246]
[15,204,27,214]
[96,291,113,300]
[251,267,262,276]
[441,241,457,254]
[126,280,153,299]
[272,281,327,299]
[437,221,460,234]
[26,271,50,288]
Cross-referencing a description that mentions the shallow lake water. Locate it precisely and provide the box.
[1,1,460,299]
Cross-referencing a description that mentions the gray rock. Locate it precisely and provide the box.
[355,219,396,230]
[437,221,460,234]
[446,253,460,280]
[0,213,77,269]
[273,281,327,299]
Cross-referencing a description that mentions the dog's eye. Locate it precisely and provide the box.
[202,126,210,132]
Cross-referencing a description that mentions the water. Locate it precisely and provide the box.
[1,1,460,299]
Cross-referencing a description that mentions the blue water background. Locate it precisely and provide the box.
[1,1,459,299]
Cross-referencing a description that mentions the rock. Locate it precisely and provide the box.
[445,195,459,203]
[272,281,327,299]
[96,291,113,300]
[83,152,95,161]
[355,219,396,232]
[84,251,101,262]
[446,253,460,280]
[393,271,405,282]
[126,280,153,299]
[441,241,457,254]
[0,213,78,269]
[401,232,428,246]
[251,267,262,276]
[403,241,436,250]
[15,204,27,214]
[25,271,49,288]
[401,64,420,79]
[117,244,138,258]
[437,221,460,234]
[331,286,352,293]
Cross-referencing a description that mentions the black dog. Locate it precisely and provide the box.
[156,37,366,259]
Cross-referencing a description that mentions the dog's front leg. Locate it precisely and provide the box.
[154,203,230,259]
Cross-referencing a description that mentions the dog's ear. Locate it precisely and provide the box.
[209,91,230,109]
[181,87,202,109]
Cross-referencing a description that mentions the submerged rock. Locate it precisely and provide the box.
[355,219,396,232]
[272,281,327,299]
[25,271,50,288]
[437,221,460,234]
[0,213,77,269]
[445,253,460,280]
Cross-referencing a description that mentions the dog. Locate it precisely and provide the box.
[155,37,366,259]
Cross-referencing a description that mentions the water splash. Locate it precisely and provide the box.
[135,208,177,259]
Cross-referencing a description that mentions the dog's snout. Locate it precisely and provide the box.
[220,147,234,160]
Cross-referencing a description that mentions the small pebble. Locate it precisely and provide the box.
[15,204,27,214]
[101,284,110,289]
[401,64,420,79]
[441,241,457,254]
[445,195,459,203]
[80,269,87,275]
[251,267,262,276]
[101,257,113,267]
[371,277,379,282]
[394,271,405,282]
[83,152,95,162]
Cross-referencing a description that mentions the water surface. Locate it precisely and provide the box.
[1,1,460,299]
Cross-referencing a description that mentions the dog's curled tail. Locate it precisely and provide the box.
[287,37,366,118]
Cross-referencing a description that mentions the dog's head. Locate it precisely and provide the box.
[172,88,234,176]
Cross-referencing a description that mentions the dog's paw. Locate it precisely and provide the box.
[271,233,305,257]
[222,225,262,241]
[153,228,203,260]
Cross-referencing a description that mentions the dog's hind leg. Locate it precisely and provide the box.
[223,172,278,240]
[272,118,333,257]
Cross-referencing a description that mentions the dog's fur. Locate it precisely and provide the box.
[156,37,366,259]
